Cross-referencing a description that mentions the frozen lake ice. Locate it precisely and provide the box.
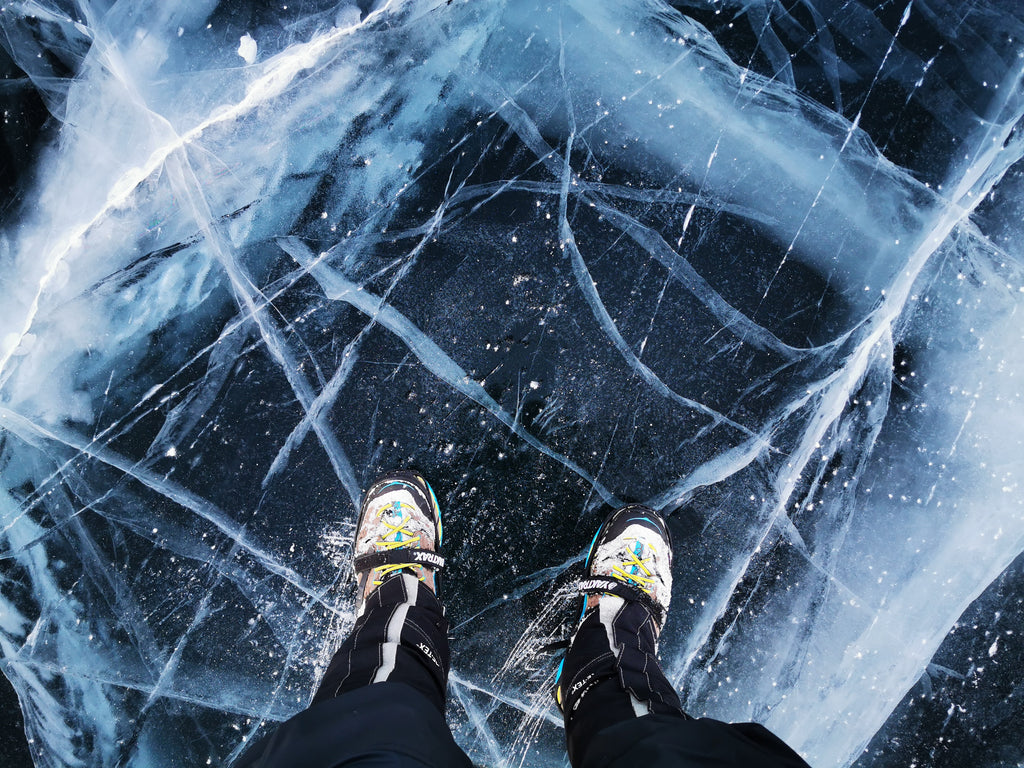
[0,0,1022,765]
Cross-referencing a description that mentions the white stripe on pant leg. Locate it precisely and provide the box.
[598,595,649,718]
[597,595,623,652]
[629,693,650,717]
[372,574,419,684]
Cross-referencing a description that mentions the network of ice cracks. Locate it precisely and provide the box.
[0,0,1023,766]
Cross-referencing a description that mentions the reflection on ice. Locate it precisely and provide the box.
[0,0,1022,766]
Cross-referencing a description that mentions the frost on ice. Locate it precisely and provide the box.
[0,1,1022,766]
[237,34,257,65]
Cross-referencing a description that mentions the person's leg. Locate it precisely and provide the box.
[554,504,810,768]
[557,595,688,764]
[236,471,472,768]
[315,470,450,709]
[312,570,449,712]
[555,505,686,766]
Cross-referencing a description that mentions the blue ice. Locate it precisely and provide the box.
[0,0,1022,766]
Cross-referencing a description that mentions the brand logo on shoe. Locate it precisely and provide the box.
[413,551,446,568]
[578,578,616,591]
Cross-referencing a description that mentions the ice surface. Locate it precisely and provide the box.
[0,0,1022,765]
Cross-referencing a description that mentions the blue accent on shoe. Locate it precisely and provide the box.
[576,594,589,623]
[554,657,565,683]
[631,540,644,574]
[426,481,443,545]
[584,526,602,568]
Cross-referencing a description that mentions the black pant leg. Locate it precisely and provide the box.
[235,682,473,768]
[236,574,471,768]
[313,572,450,713]
[559,596,687,766]
[558,597,810,768]
[579,714,812,768]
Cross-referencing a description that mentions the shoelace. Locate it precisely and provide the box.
[372,501,425,585]
[610,539,655,595]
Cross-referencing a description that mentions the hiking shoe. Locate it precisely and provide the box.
[553,504,674,715]
[578,504,672,629]
[353,470,445,612]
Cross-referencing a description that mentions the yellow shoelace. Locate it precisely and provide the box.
[372,501,426,585]
[610,541,655,595]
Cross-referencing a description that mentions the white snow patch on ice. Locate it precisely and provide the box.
[238,34,258,64]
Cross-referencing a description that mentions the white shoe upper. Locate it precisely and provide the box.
[355,486,437,559]
[589,522,672,615]
[354,482,439,613]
